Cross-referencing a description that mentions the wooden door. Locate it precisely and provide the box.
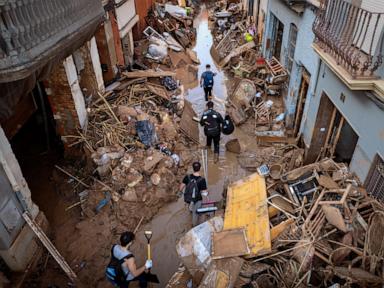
[304,93,335,164]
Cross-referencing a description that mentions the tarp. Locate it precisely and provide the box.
[176,217,223,277]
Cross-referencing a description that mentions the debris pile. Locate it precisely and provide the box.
[172,158,384,288]
[207,1,291,137]
[62,71,199,221]
[237,144,304,175]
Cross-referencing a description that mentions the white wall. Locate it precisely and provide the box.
[115,0,137,33]
[88,37,105,93]
[63,56,87,129]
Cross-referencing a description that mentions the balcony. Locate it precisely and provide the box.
[313,0,384,79]
[0,0,104,83]
[313,0,384,98]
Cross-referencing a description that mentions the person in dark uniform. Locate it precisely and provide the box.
[200,101,223,162]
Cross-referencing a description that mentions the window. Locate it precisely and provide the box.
[248,0,254,16]
[287,24,298,73]
[366,155,384,201]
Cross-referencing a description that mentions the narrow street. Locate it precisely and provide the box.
[131,5,252,284]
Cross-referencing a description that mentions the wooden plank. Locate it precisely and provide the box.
[330,116,344,158]
[179,100,199,144]
[270,218,295,240]
[23,213,77,283]
[113,77,147,91]
[224,173,271,256]
[122,70,176,78]
[211,228,250,259]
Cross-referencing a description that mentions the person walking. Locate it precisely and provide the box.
[200,101,223,163]
[179,161,208,227]
[200,64,216,101]
[106,231,152,288]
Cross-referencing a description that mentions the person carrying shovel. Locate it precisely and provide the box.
[106,231,154,288]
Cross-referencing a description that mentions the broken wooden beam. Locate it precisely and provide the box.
[122,70,176,78]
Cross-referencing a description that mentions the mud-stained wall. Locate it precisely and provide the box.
[95,19,119,84]
[263,0,320,129]
[133,0,155,40]
[45,59,82,141]
[302,62,384,182]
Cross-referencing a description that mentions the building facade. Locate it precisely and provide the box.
[304,0,384,193]
[260,0,384,195]
[263,0,319,135]
[0,0,104,272]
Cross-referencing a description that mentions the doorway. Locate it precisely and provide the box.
[293,69,310,137]
[269,13,284,60]
[6,82,64,225]
[305,93,358,165]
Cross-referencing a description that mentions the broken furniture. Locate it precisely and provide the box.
[224,173,271,256]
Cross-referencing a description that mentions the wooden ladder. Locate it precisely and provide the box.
[22,212,78,283]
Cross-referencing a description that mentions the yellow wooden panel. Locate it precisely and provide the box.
[223,173,271,256]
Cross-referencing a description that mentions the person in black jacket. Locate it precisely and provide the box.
[200,101,223,162]
[179,162,208,226]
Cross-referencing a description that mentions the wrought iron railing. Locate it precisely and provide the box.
[313,0,384,79]
[0,0,104,82]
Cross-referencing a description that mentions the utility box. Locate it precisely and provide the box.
[0,166,24,250]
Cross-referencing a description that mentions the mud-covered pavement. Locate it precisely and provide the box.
[131,5,256,285]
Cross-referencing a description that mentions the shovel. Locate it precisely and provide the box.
[144,231,160,284]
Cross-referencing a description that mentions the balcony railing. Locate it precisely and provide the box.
[313,0,384,79]
[0,0,104,82]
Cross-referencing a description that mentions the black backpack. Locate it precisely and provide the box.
[203,112,221,137]
[184,176,202,204]
[222,115,234,135]
[106,245,133,286]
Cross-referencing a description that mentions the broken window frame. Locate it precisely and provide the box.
[286,23,298,74]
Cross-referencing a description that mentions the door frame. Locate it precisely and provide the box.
[293,69,310,137]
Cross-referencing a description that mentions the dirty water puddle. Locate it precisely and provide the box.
[131,5,253,285]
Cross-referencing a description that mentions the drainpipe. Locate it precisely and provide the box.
[36,82,51,152]
[313,58,322,98]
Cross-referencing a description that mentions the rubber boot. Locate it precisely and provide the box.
[214,153,219,163]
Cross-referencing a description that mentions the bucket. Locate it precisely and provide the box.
[269,164,282,180]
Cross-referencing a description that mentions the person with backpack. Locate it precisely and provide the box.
[179,161,208,227]
[106,231,152,288]
[200,64,216,101]
[200,101,224,163]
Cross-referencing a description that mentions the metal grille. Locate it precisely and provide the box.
[313,0,384,78]
[367,156,384,201]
